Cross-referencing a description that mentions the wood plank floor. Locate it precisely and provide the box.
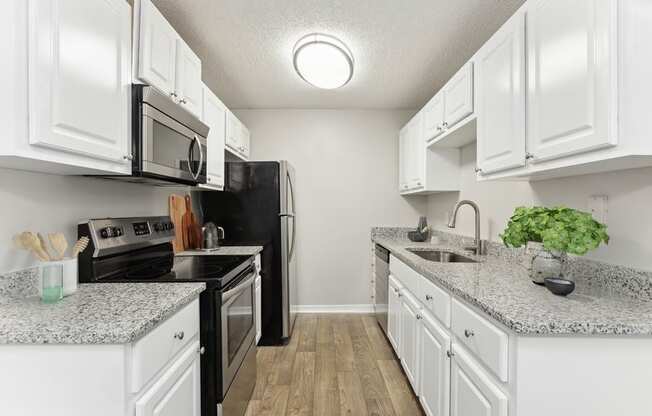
[245,314,424,416]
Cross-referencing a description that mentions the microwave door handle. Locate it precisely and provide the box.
[188,135,203,180]
[222,275,255,302]
[196,135,204,179]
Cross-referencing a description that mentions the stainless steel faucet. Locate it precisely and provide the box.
[447,200,487,255]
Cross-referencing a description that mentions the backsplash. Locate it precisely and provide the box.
[371,226,652,302]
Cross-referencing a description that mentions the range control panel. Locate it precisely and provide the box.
[80,216,175,258]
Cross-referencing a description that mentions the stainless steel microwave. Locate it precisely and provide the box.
[102,85,209,186]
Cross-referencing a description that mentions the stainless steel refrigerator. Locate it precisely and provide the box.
[199,161,297,345]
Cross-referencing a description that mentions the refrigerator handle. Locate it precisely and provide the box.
[287,171,296,261]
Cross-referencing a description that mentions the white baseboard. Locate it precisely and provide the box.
[291,304,375,314]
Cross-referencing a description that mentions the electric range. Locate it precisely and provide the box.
[78,216,257,416]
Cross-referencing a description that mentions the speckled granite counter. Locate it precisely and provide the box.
[372,229,652,336]
[0,283,205,344]
[176,245,263,257]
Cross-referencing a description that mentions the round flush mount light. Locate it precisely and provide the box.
[292,33,354,89]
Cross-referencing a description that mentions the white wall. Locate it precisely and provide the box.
[426,144,652,271]
[0,168,177,272]
[235,109,427,307]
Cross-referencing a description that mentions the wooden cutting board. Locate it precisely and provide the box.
[169,194,186,253]
[181,194,202,250]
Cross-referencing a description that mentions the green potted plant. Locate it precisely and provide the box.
[500,206,609,284]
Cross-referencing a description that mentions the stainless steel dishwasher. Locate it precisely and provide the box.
[374,244,390,335]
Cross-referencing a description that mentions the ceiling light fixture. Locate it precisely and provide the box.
[292,33,354,89]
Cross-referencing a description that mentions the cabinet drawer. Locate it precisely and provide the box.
[451,298,508,382]
[131,298,200,392]
[389,255,419,296]
[418,278,451,328]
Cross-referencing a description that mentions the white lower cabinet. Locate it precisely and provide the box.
[418,312,451,416]
[387,275,402,353]
[450,344,508,416]
[136,340,201,416]
[399,292,421,387]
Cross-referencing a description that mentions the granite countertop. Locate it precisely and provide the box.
[373,233,652,336]
[176,245,263,257]
[0,283,205,345]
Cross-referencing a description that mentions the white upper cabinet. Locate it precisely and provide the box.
[136,0,177,96]
[175,39,203,117]
[135,0,203,117]
[443,63,474,130]
[200,84,226,190]
[0,0,132,175]
[225,111,251,160]
[423,93,445,142]
[476,11,527,174]
[398,126,409,192]
[28,0,131,166]
[526,0,617,163]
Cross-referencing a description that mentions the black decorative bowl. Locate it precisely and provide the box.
[408,231,428,242]
[544,277,575,296]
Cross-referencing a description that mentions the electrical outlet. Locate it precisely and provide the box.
[587,195,608,224]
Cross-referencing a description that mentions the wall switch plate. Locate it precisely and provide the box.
[587,195,608,224]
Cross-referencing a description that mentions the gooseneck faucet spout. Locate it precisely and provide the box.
[447,200,487,255]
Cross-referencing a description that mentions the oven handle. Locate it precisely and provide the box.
[188,135,204,180]
[222,274,255,302]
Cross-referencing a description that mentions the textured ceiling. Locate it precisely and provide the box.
[152,0,524,110]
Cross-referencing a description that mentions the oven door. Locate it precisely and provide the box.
[220,267,256,396]
[141,102,207,184]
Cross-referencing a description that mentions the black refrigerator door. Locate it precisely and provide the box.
[200,161,289,345]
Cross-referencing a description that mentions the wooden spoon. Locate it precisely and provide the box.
[16,232,50,261]
[37,233,53,260]
[48,233,68,260]
[71,237,90,258]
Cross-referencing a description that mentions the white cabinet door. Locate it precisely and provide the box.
[225,111,240,150]
[476,12,527,174]
[201,85,226,189]
[240,124,251,159]
[443,63,474,129]
[423,93,445,142]
[398,126,409,192]
[28,0,131,168]
[175,39,202,118]
[136,341,201,416]
[387,276,402,353]
[527,0,617,163]
[400,292,420,389]
[408,113,424,189]
[419,313,451,416]
[450,345,508,416]
[137,0,178,97]
[255,275,262,344]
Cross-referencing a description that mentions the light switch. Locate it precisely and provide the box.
[587,195,608,224]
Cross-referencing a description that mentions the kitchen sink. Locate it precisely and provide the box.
[407,249,477,263]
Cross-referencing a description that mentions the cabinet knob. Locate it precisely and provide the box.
[174,331,185,340]
[436,125,443,131]
[525,152,535,160]
[442,122,449,128]
[416,181,422,186]
[169,91,178,98]
[198,346,205,355]
[416,314,422,320]
[123,154,134,161]
[447,350,454,358]
[207,177,211,182]
[474,167,482,173]
[425,294,433,301]
[464,329,475,338]
[180,98,187,104]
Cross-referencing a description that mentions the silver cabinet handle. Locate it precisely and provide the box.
[416,181,422,186]
[525,152,535,160]
[174,331,185,340]
[198,346,205,355]
[442,121,449,128]
[123,154,133,161]
[416,314,422,320]
[425,294,433,301]
[436,125,443,131]
[464,329,475,338]
[170,91,178,98]
[180,98,187,104]
[474,167,482,173]
[447,350,454,358]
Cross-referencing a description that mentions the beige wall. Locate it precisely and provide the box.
[426,144,652,271]
[235,109,427,307]
[0,168,175,272]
